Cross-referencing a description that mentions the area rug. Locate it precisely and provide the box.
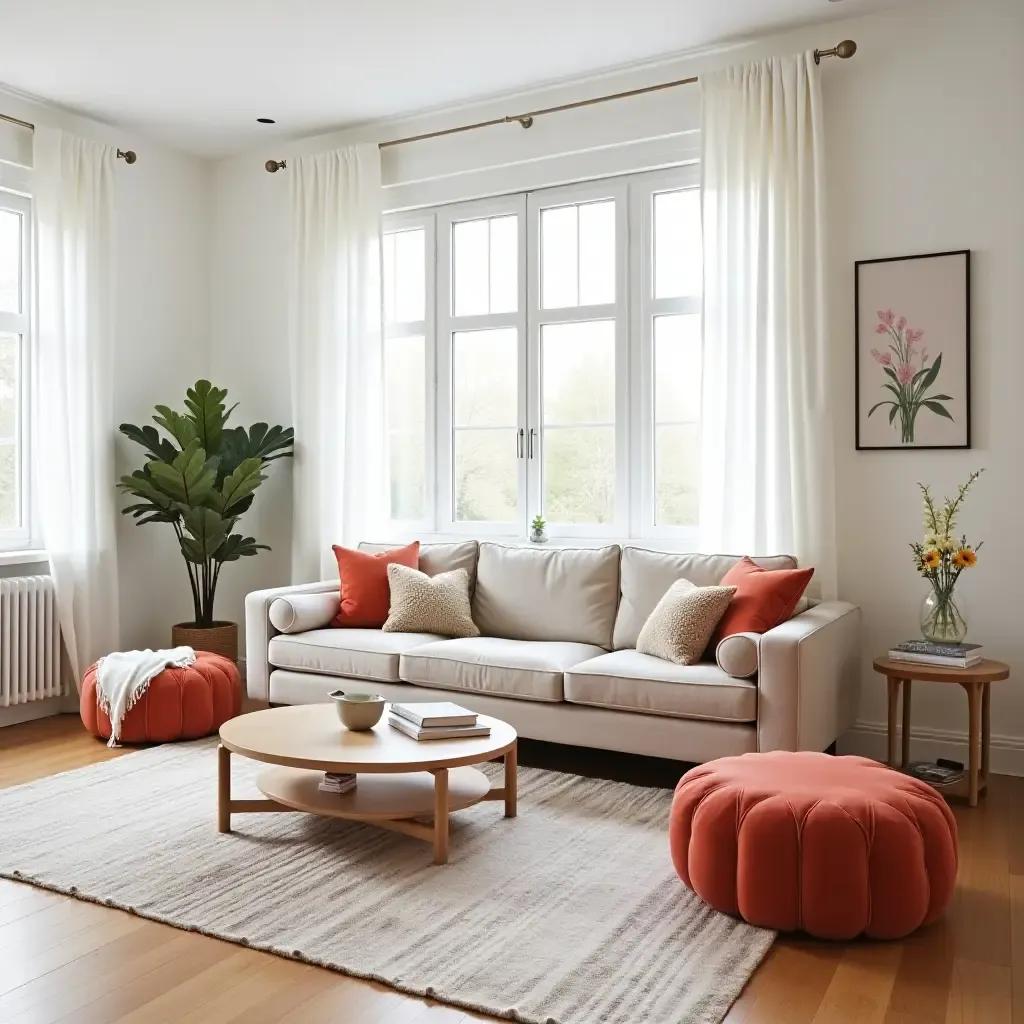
[0,740,773,1024]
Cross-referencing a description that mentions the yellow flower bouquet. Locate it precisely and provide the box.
[909,469,983,643]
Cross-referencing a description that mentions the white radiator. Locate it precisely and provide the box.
[0,576,62,706]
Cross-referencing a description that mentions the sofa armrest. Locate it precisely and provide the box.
[244,580,339,700]
[757,601,861,752]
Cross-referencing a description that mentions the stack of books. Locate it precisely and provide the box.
[887,640,984,669]
[318,771,356,795]
[389,701,491,741]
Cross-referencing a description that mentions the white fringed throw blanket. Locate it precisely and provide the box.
[95,647,196,747]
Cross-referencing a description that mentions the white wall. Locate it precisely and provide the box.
[0,92,211,652]
[207,0,1024,766]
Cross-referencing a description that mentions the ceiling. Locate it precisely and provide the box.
[0,0,907,158]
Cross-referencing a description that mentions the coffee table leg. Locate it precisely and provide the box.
[433,768,449,865]
[886,677,901,768]
[504,744,518,818]
[901,679,913,769]
[967,682,982,807]
[218,744,231,834]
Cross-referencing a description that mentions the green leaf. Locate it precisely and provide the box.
[117,469,175,509]
[867,401,896,417]
[889,405,900,425]
[214,533,271,563]
[925,394,953,402]
[883,366,900,385]
[180,507,229,563]
[918,352,943,393]
[119,423,180,463]
[214,457,266,516]
[184,380,230,455]
[148,441,216,505]
[923,400,954,421]
[153,405,198,448]
[883,383,904,400]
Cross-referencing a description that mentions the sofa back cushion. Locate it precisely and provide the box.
[358,541,479,591]
[613,547,797,650]
[472,543,620,647]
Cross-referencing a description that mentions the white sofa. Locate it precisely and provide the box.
[245,541,861,763]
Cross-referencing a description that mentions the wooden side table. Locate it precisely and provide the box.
[872,656,1010,806]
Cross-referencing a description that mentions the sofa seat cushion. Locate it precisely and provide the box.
[268,629,444,683]
[399,637,606,702]
[564,649,757,724]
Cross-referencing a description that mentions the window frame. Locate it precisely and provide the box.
[381,162,703,544]
[631,165,703,545]
[526,177,630,538]
[0,188,33,552]
[435,193,528,537]
[382,209,436,534]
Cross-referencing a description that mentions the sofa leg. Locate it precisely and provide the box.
[824,741,837,755]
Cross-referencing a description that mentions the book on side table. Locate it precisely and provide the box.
[389,701,491,741]
[887,640,984,669]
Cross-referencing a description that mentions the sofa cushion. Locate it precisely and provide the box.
[564,649,757,723]
[359,540,479,592]
[332,542,420,628]
[269,628,444,683]
[715,632,760,679]
[269,592,340,634]
[472,543,620,647]
[613,548,797,650]
[399,637,606,702]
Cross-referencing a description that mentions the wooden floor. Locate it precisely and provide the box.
[0,716,1021,1023]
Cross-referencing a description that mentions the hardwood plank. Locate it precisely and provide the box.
[812,942,902,1023]
[885,919,955,1024]
[1011,875,1024,1024]
[172,956,310,1024]
[725,941,842,1023]
[945,958,1012,1023]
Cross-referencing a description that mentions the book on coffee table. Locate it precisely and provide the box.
[388,714,491,741]
[888,640,984,669]
[390,701,478,728]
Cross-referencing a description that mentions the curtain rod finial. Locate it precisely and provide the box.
[265,159,286,173]
[836,39,857,59]
[116,149,137,164]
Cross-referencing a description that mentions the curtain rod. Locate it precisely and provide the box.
[265,38,856,173]
[0,112,137,163]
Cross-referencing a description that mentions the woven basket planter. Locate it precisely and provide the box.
[171,621,238,663]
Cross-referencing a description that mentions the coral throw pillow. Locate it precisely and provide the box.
[331,541,420,628]
[713,556,814,642]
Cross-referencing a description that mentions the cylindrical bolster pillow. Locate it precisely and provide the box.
[269,592,340,634]
[715,631,760,678]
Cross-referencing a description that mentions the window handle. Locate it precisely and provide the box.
[517,428,524,459]
[529,428,536,459]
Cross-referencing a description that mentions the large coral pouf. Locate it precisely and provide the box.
[670,752,958,940]
[80,652,241,743]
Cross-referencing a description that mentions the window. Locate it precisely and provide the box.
[382,165,702,541]
[0,189,30,550]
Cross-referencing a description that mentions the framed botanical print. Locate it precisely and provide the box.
[855,250,971,450]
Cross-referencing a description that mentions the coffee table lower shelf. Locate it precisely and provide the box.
[218,748,513,864]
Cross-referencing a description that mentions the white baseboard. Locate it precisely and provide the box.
[0,696,68,728]
[839,719,1024,777]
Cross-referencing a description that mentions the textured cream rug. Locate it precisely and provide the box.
[0,740,773,1024]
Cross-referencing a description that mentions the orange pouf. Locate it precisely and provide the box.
[670,752,958,940]
[80,652,241,743]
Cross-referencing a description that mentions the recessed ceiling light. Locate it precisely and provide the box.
[256,117,276,124]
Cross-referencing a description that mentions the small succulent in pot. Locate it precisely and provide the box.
[529,515,548,544]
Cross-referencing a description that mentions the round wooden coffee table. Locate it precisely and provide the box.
[218,704,517,864]
[872,656,1010,806]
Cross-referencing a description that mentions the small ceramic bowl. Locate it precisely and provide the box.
[328,690,386,731]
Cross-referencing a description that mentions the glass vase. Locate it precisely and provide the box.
[920,588,969,644]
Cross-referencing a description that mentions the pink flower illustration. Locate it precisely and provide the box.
[897,316,907,331]
[875,323,888,334]
[906,328,924,346]
[870,348,893,365]
[896,363,915,384]
[877,309,895,327]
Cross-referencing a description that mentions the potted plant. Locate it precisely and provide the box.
[117,380,294,661]
[910,469,983,643]
[529,514,548,544]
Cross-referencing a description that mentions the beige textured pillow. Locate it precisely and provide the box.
[383,564,480,638]
[636,580,737,666]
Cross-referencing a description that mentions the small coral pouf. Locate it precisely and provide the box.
[80,652,241,743]
[670,752,958,940]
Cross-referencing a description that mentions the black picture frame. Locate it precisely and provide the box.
[854,249,971,451]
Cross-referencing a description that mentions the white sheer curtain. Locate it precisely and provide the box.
[698,53,837,598]
[288,145,385,582]
[32,127,120,682]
